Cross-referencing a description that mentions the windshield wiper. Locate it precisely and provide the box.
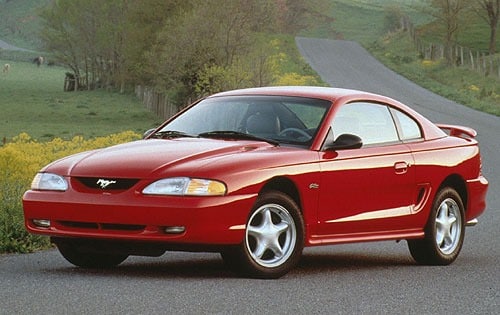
[198,131,279,146]
[150,130,197,139]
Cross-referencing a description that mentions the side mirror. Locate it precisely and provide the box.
[143,128,156,139]
[327,134,362,150]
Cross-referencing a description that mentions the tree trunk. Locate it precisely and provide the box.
[489,19,498,54]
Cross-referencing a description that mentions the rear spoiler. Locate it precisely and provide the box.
[436,124,477,138]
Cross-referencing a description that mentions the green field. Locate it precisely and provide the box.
[0,60,162,142]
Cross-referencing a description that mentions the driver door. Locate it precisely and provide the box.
[317,102,416,236]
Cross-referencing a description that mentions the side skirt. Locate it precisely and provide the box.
[307,229,424,246]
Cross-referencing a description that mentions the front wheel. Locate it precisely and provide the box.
[408,187,465,265]
[221,191,304,279]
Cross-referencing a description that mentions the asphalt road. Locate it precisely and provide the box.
[1,38,498,314]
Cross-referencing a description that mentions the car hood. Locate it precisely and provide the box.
[44,138,277,178]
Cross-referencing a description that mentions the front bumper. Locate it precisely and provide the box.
[23,189,256,246]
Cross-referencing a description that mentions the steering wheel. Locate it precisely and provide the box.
[279,128,312,140]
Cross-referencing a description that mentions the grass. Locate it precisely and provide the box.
[0,60,163,142]
[302,1,386,42]
[0,179,50,253]
[304,0,430,43]
[417,14,500,53]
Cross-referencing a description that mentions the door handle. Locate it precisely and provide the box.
[394,161,409,174]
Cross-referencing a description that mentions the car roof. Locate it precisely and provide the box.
[210,86,377,102]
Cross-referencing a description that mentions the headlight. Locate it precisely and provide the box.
[31,173,68,191]
[142,177,226,196]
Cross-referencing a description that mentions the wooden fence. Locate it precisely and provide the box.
[405,20,500,79]
[135,85,179,119]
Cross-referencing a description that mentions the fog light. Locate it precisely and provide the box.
[164,226,185,234]
[33,219,51,228]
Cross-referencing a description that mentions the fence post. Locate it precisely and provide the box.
[468,50,472,70]
[460,46,464,66]
[135,85,178,120]
[489,55,493,76]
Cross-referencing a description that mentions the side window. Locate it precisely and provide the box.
[332,102,399,146]
[392,109,422,140]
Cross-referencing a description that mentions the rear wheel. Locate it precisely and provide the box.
[408,187,465,265]
[54,239,128,268]
[221,191,304,279]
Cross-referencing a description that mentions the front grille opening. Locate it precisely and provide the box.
[75,177,139,190]
[59,221,146,232]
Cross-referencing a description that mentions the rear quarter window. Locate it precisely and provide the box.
[392,109,422,140]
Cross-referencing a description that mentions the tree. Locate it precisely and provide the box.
[39,0,326,101]
[147,0,279,102]
[384,5,410,33]
[124,0,193,85]
[475,0,500,54]
[275,0,334,35]
[39,0,129,91]
[39,0,86,90]
[424,0,473,64]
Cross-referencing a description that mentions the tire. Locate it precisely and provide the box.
[55,239,128,269]
[221,191,304,279]
[408,187,465,265]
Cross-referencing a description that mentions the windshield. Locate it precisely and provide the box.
[158,95,331,147]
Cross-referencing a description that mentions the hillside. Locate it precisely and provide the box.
[2,0,497,56]
[0,0,50,50]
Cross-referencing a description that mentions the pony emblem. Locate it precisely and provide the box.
[96,179,117,189]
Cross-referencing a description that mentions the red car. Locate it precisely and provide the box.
[23,86,488,278]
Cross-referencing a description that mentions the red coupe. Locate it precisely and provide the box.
[23,86,488,278]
